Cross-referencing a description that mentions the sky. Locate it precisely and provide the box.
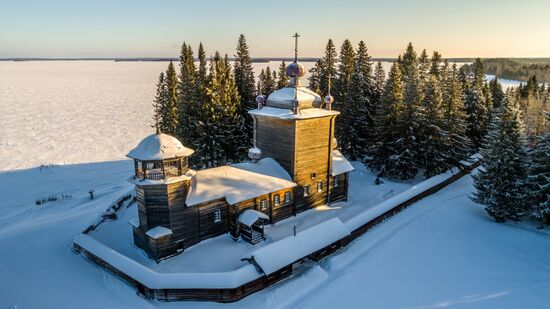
[1,0,549,59]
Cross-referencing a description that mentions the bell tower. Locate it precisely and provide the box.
[249,33,340,213]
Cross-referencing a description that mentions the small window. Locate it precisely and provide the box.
[260,198,267,210]
[214,209,221,223]
[317,181,323,192]
[284,192,292,203]
[274,195,280,205]
[334,176,339,187]
[310,172,317,179]
[303,186,309,197]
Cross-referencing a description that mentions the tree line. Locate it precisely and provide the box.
[151,35,549,225]
[463,58,550,83]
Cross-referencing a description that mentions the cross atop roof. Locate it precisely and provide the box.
[293,33,300,63]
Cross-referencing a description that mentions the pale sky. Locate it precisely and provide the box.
[1,0,549,58]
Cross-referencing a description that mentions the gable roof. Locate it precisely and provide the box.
[185,158,296,206]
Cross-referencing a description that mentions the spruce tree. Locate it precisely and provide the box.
[489,76,505,108]
[442,64,471,167]
[194,52,247,168]
[161,61,179,135]
[371,61,385,116]
[234,34,256,139]
[308,59,322,94]
[152,72,167,130]
[177,43,197,145]
[429,51,443,77]
[367,62,416,179]
[319,39,337,96]
[419,75,449,177]
[355,40,375,126]
[529,113,550,224]
[464,59,489,151]
[340,61,369,160]
[277,60,289,89]
[400,43,424,174]
[472,96,529,222]
[418,49,431,88]
[334,39,356,104]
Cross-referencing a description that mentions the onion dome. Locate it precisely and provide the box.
[256,94,266,109]
[248,147,262,161]
[127,133,194,161]
[266,86,322,110]
[324,95,334,106]
[285,62,306,78]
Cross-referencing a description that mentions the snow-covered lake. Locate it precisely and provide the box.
[0,60,522,172]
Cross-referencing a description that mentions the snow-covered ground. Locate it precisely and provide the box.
[1,61,546,308]
[2,160,550,308]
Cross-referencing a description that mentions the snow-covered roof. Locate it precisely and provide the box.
[332,150,354,176]
[249,218,351,275]
[186,158,296,206]
[128,218,140,228]
[266,86,322,109]
[250,106,339,120]
[127,133,194,161]
[145,226,173,239]
[238,209,270,227]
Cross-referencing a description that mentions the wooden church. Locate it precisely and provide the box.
[127,36,354,261]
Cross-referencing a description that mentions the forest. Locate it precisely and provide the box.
[463,58,550,83]
[151,35,549,226]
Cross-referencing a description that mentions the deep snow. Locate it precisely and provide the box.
[1,61,546,308]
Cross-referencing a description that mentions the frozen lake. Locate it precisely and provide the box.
[0,60,521,171]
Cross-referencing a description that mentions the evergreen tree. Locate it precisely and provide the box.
[464,59,489,151]
[234,34,256,139]
[442,64,471,167]
[400,43,424,172]
[334,39,356,104]
[319,39,337,96]
[340,61,369,160]
[371,61,385,115]
[418,49,431,88]
[257,66,277,95]
[177,43,197,145]
[419,75,449,177]
[194,52,247,168]
[277,60,289,89]
[429,51,443,77]
[472,96,529,222]
[160,61,179,135]
[355,40,375,126]
[308,59,322,94]
[368,62,417,179]
[256,69,266,94]
[529,113,550,224]
[489,76,505,108]
[152,72,168,130]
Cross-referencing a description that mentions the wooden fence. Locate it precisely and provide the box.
[74,162,480,302]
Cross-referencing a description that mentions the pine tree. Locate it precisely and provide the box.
[152,72,167,130]
[234,34,256,139]
[529,112,550,224]
[472,96,529,222]
[277,60,289,89]
[160,61,179,135]
[319,39,337,96]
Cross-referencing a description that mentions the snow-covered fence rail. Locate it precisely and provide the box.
[73,161,480,302]
[81,191,135,234]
